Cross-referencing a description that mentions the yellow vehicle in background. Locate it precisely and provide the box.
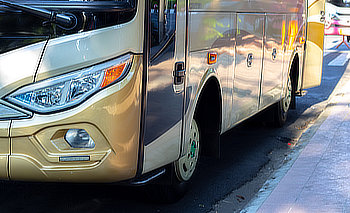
[0,0,324,200]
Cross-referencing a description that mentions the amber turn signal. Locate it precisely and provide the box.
[208,52,218,65]
[101,63,127,88]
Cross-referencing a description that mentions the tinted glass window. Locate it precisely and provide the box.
[0,0,137,32]
[19,0,132,4]
[0,0,136,54]
[13,0,136,11]
[150,0,177,49]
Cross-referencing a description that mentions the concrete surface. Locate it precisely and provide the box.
[242,37,350,213]
[256,68,350,213]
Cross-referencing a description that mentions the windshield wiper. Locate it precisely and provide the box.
[0,0,76,28]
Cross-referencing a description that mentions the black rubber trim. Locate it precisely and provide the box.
[135,0,150,178]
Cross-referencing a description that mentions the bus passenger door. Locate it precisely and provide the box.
[233,14,264,123]
[302,0,325,89]
[143,0,186,172]
[0,121,9,180]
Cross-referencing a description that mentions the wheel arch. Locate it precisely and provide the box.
[290,54,299,89]
[288,52,300,109]
[191,73,222,158]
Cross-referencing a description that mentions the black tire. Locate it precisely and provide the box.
[145,165,189,203]
[146,118,200,203]
[347,36,350,43]
[290,86,296,110]
[273,74,292,127]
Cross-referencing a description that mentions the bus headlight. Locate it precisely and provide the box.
[5,54,133,113]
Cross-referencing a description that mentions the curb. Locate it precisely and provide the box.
[241,57,350,213]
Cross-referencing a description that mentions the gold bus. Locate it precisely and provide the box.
[0,0,324,200]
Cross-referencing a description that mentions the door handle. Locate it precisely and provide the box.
[247,53,253,68]
[272,48,277,61]
[320,11,325,22]
[173,61,186,85]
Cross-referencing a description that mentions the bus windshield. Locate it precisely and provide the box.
[15,0,136,10]
[19,0,133,4]
[327,0,350,7]
[0,0,137,54]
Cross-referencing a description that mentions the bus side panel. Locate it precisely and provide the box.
[260,14,285,110]
[302,0,325,89]
[185,11,234,138]
[232,14,264,124]
[280,11,305,96]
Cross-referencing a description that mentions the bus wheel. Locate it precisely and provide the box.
[148,118,200,203]
[274,74,292,127]
[175,118,200,182]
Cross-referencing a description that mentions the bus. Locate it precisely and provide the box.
[0,0,324,200]
[325,0,350,41]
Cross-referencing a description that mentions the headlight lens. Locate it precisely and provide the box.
[6,54,133,113]
[65,129,95,149]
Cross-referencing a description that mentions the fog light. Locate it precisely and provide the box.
[65,129,95,148]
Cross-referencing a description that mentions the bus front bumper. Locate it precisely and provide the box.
[0,57,143,183]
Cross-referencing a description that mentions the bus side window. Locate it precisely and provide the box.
[150,0,176,58]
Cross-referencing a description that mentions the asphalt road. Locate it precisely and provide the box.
[0,36,347,213]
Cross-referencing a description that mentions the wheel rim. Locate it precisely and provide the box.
[175,119,200,182]
[282,76,292,113]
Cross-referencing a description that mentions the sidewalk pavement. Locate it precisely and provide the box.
[243,61,350,212]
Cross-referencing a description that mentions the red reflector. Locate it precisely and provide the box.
[208,52,218,65]
[101,63,126,88]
